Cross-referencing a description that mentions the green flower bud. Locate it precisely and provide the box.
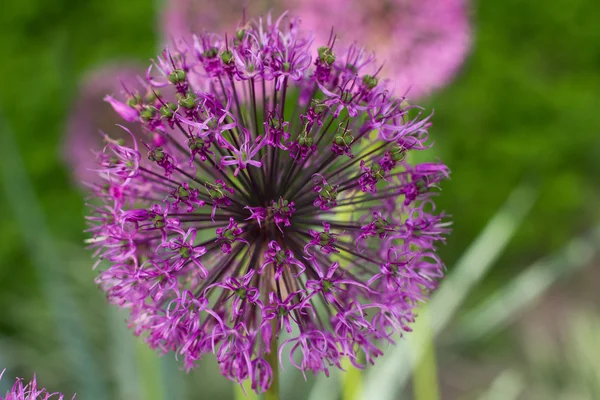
[145,90,160,103]
[391,145,406,162]
[153,215,165,229]
[179,246,191,258]
[148,147,165,162]
[188,137,205,151]
[203,47,218,59]
[220,50,234,64]
[168,69,186,84]
[126,94,142,107]
[236,29,246,41]
[140,106,156,121]
[178,93,196,109]
[362,74,378,89]
[318,46,336,65]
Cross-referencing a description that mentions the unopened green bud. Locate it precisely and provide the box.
[203,47,218,59]
[318,46,336,65]
[391,145,406,162]
[220,50,234,64]
[126,94,142,107]
[145,90,160,103]
[178,93,196,109]
[140,106,156,121]
[179,246,191,258]
[148,147,165,162]
[168,69,186,84]
[362,74,378,89]
[236,29,246,41]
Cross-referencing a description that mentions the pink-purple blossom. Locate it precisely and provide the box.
[0,371,74,400]
[86,12,450,393]
[295,0,471,98]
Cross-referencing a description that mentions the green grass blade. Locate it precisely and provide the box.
[160,356,187,400]
[0,115,108,399]
[453,226,600,343]
[307,370,340,400]
[107,307,141,399]
[233,379,258,400]
[477,370,524,400]
[360,183,537,400]
[411,307,439,400]
[135,339,164,400]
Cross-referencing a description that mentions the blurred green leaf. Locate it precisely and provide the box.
[453,226,600,343]
[361,183,537,400]
[411,308,439,400]
[0,115,107,398]
[477,370,524,400]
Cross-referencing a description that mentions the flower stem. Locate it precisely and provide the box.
[265,318,279,400]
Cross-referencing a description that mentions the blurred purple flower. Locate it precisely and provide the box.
[161,0,278,44]
[0,370,74,400]
[294,0,472,98]
[162,0,471,98]
[63,63,145,184]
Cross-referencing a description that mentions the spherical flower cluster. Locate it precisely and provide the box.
[297,0,472,98]
[87,12,450,392]
[0,371,73,400]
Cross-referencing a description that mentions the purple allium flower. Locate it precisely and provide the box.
[296,0,472,98]
[86,12,450,392]
[63,64,148,185]
[0,370,74,400]
[162,0,470,99]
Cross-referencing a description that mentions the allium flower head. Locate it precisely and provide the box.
[297,0,472,98]
[163,0,470,99]
[0,371,73,400]
[86,12,450,392]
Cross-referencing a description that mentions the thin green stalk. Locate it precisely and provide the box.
[234,380,259,400]
[411,308,439,400]
[478,370,524,400]
[341,358,362,400]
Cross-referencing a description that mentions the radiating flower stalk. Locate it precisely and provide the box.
[0,370,74,400]
[86,12,450,396]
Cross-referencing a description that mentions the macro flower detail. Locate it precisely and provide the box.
[86,12,450,393]
[0,370,74,400]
